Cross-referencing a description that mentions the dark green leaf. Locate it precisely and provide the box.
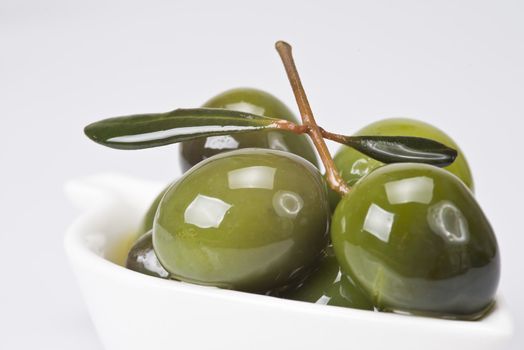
[346,136,458,167]
[84,108,282,150]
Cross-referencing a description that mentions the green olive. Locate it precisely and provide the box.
[126,231,170,279]
[331,163,499,320]
[279,247,374,310]
[179,88,318,172]
[329,118,474,210]
[136,188,168,239]
[154,148,330,293]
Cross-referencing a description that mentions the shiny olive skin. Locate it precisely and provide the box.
[329,118,474,210]
[279,247,374,310]
[126,231,170,279]
[179,88,318,172]
[136,188,168,238]
[331,163,499,320]
[154,148,330,293]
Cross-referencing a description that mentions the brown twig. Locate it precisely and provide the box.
[270,119,309,134]
[275,41,349,196]
[318,127,351,145]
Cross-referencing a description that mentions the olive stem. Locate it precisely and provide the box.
[271,119,309,134]
[275,41,350,196]
[273,122,352,147]
[318,127,352,145]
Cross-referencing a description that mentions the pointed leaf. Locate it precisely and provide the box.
[346,136,458,167]
[84,108,283,150]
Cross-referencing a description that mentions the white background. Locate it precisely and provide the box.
[1,0,523,349]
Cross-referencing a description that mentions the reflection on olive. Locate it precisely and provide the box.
[331,163,499,320]
[179,88,318,172]
[126,231,170,279]
[154,148,330,293]
[329,118,475,211]
[279,247,374,311]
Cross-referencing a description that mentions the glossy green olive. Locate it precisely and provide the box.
[126,231,170,279]
[179,88,318,172]
[136,188,168,238]
[329,118,474,210]
[154,148,330,293]
[331,163,499,320]
[279,247,374,310]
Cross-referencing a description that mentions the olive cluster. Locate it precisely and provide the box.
[125,88,499,320]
